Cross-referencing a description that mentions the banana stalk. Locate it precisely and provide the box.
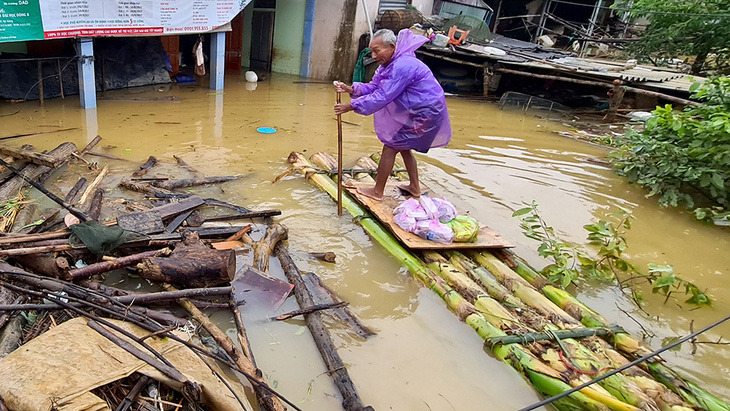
[439,252,662,410]
[289,152,626,410]
[508,254,729,411]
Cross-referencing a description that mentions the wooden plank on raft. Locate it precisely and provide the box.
[0,144,62,168]
[116,196,205,234]
[344,182,513,250]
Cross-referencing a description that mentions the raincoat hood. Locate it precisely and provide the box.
[390,30,429,64]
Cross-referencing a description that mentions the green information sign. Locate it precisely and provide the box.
[0,0,44,42]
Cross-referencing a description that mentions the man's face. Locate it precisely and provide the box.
[369,37,396,66]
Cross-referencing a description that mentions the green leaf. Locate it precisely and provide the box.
[512,207,533,217]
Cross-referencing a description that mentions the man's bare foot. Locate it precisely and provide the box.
[397,184,421,197]
[357,186,384,201]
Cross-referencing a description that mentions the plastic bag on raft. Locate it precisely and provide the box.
[414,220,454,244]
[394,198,429,221]
[431,197,457,223]
[447,215,479,242]
[419,196,440,220]
[394,212,417,233]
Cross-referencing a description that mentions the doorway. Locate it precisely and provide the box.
[250,0,276,71]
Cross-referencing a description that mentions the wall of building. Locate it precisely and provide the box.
[271,0,305,74]
[309,0,435,81]
[240,1,305,75]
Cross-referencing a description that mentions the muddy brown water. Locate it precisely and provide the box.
[1,73,728,410]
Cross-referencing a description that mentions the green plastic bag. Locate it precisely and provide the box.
[447,215,479,242]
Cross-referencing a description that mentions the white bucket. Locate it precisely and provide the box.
[245,71,258,83]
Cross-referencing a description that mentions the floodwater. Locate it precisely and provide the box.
[1,73,729,410]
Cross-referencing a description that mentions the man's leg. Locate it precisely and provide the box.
[398,150,421,197]
[358,145,397,200]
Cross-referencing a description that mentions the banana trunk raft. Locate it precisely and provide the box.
[286,151,730,411]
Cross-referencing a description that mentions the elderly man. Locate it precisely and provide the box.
[334,28,451,200]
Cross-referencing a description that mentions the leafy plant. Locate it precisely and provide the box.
[613,0,730,74]
[513,201,711,307]
[611,77,730,225]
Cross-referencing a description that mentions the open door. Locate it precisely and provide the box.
[160,35,180,76]
[226,12,244,71]
[250,10,275,72]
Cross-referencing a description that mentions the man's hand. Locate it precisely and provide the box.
[333,81,354,94]
[334,103,353,115]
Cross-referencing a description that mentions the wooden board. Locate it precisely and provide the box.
[345,182,513,250]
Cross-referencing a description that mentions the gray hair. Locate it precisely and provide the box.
[373,29,396,46]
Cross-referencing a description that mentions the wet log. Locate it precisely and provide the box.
[302,272,375,339]
[275,243,372,411]
[66,248,171,281]
[202,209,282,223]
[173,155,199,174]
[151,176,238,190]
[137,231,234,288]
[165,284,285,411]
[272,301,347,321]
[0,142,76,201]
[133,156,158,177]
[203,198,251,213]
[0,144,62,168]
[251,224,288,273]
[87,188,104,220]
[64,177,88,203]
[86,152,126,161]
[0,295,23,330]
[79,135,102,156]
[11,254,69,278]
[0,127,79,142]
[311,252,336,263]
[78,165,108,206]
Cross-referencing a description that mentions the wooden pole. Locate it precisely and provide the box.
[37,60,44,105]
[336,91,343,216]
[57,58,64,99]
[275,243,372,411]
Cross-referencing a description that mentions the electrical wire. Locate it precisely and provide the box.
[547,0,730,18]
[518,312,730,411]
[22,56,78,102]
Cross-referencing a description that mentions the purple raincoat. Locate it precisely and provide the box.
[350,30,452,153]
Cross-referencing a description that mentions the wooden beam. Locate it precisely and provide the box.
[0,144,63,168]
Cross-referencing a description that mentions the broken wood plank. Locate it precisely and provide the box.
[202,209,282,222]
[79,135,102,156]
[78,165,109,206]
[164,210,193,233]
[66,248,171,281]
[117,210,165,234]
[0,144,62,167]
[0,142,76,201]
[132,156,158,177]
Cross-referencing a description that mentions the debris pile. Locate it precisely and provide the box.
[0,138,374,411]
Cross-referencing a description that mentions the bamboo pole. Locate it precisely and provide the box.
[336,92,343,216]
[509,255,730,411]
[287,152,635,410]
